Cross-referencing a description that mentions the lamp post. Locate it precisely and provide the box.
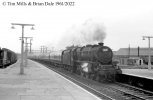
[24,37,33,67]
[143,36,153,70]
[30,38,33,53]
[11,23,34,75]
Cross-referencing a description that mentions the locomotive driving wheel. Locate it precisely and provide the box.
[100,74,107,82]
[95,74,101,82]
[81,71,85,77]
[85,73,90,79]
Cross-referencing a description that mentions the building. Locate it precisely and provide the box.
[113,47,153,65]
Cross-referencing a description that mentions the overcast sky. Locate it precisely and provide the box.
[0,0,153,53]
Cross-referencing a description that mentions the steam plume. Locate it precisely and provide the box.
[58,19,106,49]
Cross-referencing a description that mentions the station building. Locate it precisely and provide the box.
[113,47,153,66]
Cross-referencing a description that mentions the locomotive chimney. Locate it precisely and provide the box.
[98,42,104,46]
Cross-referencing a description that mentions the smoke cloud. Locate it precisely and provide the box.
[58,19,106,49]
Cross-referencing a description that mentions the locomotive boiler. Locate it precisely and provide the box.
[61,43,121,81]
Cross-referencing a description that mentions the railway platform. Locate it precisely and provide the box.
[0,59,101,100]
[122,68,153,80]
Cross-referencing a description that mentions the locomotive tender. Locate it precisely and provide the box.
[0,48,17,68]
[32,42,121,82]
[61,43,121,81]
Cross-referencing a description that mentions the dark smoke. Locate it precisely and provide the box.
[58,19,107,49]
[81,19,106,43]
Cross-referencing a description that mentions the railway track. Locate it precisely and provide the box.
[34,60,153,100]
[43,63,114,100]
[111,82,153,100]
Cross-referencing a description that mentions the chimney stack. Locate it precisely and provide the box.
[98,42,104,46]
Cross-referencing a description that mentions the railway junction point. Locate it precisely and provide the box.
[0,59,101,100]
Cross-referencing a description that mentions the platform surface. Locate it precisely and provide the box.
[122,68,153,80]
[0,59,100,100]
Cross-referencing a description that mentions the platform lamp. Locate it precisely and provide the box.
[29,38,33,53]
[11,23,35,75]
[142,36,153,70]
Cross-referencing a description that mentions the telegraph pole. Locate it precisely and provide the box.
[46,47,48,53]
[11,23,34,75]
[41,46,46,53]
[143,36,153,70]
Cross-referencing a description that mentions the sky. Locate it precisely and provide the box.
[0,0,153,53]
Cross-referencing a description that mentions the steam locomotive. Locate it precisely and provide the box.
[32,43,121,82]
[0,48,17,68]
[61,43,121,81]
